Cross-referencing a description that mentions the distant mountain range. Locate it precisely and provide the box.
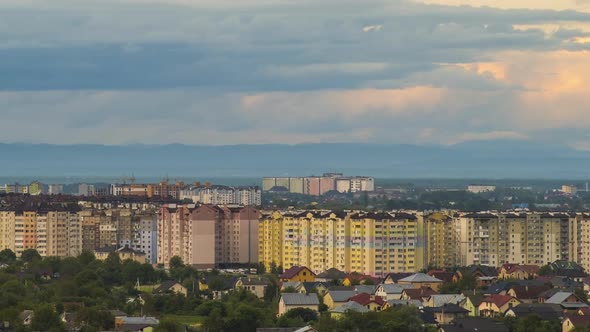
[0,141,589,179]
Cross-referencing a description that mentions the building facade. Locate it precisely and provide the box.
[157,204,259,268]
[259,211,424,276]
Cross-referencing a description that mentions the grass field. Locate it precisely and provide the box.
[163,315,205,327]
[138,285,157,293]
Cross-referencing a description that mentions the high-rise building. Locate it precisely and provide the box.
[132,214,158,264]
[0,210,81,258]
[157,204,259,268]
[259,210,424,276]
[179,186,261,206]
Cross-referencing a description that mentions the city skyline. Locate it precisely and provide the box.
[2,0,590,148]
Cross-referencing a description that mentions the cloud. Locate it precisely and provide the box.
[1,0,590,147]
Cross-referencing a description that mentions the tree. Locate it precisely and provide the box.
[538,265,552,276]
[31,305,65,332]
[0,249,16,263]
[208,277,227,292]
[78,251,96,266]
[21,248,41,263]
[154,319,183,332]
[169,256,184,269]
[283,307,318,323]
[575,288,589,304]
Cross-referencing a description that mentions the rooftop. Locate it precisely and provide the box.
[281,293,320,306]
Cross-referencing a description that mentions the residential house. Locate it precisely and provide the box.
[300,282,332,295]
[398,273,443,291]
[323,289,357,310]
[381,273,413,284]
[316,268,346,283]
[499,264,540,280]
[506,285,552,304]
[424,303,469,324]
[278,293,320,316]
[280,266,316,283]
[423,294,466,308]
[115,316,159,332]
[504,303,563,321]
[153,280,188,296]
[453,265,498,283]
[545,292,588,312]
[280,281,303,293]
[401,287,438,302]
[548,260,588,282]
[477,276,498,288]
[427,270,454,284]
[563,315,590,332]
[235,277,270,299]
[439,318,509,332]
[479,295,520,317]
[387,299,422,308]
[94,245,146,264]
[20,311,33,327]
[347,293,386,312]
[353,285,377,296]
[484,281,513,296]
[329,301,368,319]
[342,273,379,287]
[374,283,414,301]
[460,294,484,317]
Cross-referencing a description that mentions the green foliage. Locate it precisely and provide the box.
[21,248,41,263]
[575,288,589,304]
[169,256,184,269]
[0,248,16,263]
[538,265,552,276]
[509,314,561,332]
[78,251,96,266]
[32,305,66,332]
[315,306,427,332]
[277,307,318,327]
[154,319,184,332]
[76,307,115,330]
[208,277,228,292]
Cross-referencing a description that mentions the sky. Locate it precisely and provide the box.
[1,0,590,148]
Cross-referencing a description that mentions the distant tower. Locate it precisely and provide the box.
[586,182,589,193]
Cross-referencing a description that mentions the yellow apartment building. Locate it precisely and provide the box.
[0,209,82,258]
[259,210,424,276]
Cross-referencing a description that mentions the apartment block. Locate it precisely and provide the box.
[179,186,261,206]
[132,214,158,264]
[423,211,581,269]
[0,209,81,258]
[259,210,424,276]
[157,204,259,268]
[262,174,375,195]
[424,212,459,269]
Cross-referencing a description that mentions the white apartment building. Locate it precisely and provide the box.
[179,186,261,206]
[467,185,497,193]
[132,215,158,264]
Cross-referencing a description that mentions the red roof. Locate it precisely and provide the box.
[345,273,379,284]
[402,287,438,300]
[509,285,552,300]
[348,293,386,306]
[482,294,518,308]
[427,270,454,283]
[579,307,590,315]
[501,263,540,275]
[279,266,315,279]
